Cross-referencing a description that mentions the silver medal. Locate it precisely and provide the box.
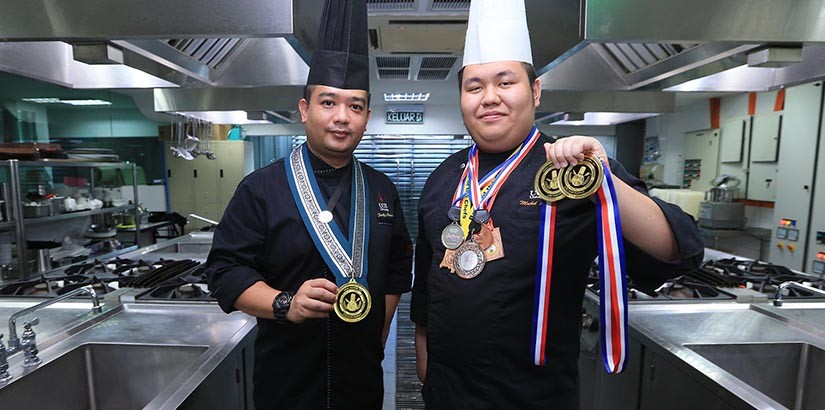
[441,223,465,250]
[454,241,486,279]
[318,210,333,224]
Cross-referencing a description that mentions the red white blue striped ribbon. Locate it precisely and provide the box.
[452,127,541,211]
[532,160,628,374]
[531,202,556,365]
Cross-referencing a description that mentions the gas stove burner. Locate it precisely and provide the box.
[656,278,732,300]
[133,263,215,302]
[0,274,116,297]
[123,259,200,288]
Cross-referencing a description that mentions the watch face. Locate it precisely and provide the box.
[273,292,293,311]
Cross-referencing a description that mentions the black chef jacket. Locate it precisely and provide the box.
[206,151,413,410]
[411,133,703,409]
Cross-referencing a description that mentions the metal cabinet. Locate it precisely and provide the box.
[639,350,738,410]
[683,129,720,191]
[770,82,822,270]
[747,112,782,201]
[180,326,257,410]
[165,141,253,231]
[719,117,751,194]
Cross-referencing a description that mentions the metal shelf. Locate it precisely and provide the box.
[0,159,140,278]
[21,205,136,226]
[16,160,125,168]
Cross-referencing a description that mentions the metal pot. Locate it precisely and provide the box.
[48,197,65,215]
[23,203,50,218]
[120,212,136,226]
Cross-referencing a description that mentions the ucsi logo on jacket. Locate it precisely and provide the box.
[519,190,542,207]
[376,192,394,224]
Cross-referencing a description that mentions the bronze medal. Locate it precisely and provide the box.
[484,227,505,262]
[558,157,603,200]
[334,278,372,323]
[441,223,465,250]
[439,249,457,273]
[472,223,494,250]
[454,241,486,279]
[534,161,564,203]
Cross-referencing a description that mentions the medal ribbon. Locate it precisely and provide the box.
[451,127,541,230]
[285,144,370,288]
[532,161,628,374]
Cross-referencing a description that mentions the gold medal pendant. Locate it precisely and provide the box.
[534,161,564,203]
[334,278,372,323]
[558,157,604,200]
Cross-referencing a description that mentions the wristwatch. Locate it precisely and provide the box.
[272,291,294,323]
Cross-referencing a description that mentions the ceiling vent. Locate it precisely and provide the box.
[165,38,245,70]
[376,56,411,80]
[598,43,699,75]
[367,0,415,12]
[416,56,457,80]
[430,0,471,11]
[377,21,466,53]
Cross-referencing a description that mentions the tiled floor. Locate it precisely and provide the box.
[382,311,398,409]
[383,294,424,410]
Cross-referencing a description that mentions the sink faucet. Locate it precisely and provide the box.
[6,285,102,353]
[187,213,219,227]
[773,281,825,306]
[20,318,40,368]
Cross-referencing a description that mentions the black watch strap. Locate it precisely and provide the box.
[272,291,294,323]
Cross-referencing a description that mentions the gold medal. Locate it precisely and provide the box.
[534,161,564,203]
[558,157,603,200]
[334,278,372,323]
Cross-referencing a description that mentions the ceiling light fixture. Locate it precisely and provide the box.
[58,99,113,106]
[384,92,430,102]
[21,98,113,106]
[21,98,62,104]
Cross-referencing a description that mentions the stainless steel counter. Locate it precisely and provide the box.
[0,293,255,409]
[0,232,258,410]
[622,301,825,409]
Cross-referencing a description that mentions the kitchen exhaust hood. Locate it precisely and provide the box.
[532,0,825,92]
[3,0,825,118]
[0,0,321,88]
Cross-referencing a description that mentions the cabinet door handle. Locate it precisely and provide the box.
[220,169,224,178]
[194,169,198,178]
[167,170,171,178]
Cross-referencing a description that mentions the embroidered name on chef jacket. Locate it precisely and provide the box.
[377,192,394,224]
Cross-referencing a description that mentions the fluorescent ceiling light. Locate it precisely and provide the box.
[177,111,272,125]
[551,112,659,126]
[22,98,62,104]
[384,92,430,102]
[21,98,113,106]
[663,65,776,92]
[59,99,113,106]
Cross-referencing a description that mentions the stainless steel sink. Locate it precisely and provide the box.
[687,342,825,410]
[0,343,207,410]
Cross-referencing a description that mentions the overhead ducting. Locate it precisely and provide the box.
[531,0,825,92]
[0,0,322,88]
[4,0,825,117]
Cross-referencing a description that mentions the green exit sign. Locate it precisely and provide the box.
[386,105,424,124]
